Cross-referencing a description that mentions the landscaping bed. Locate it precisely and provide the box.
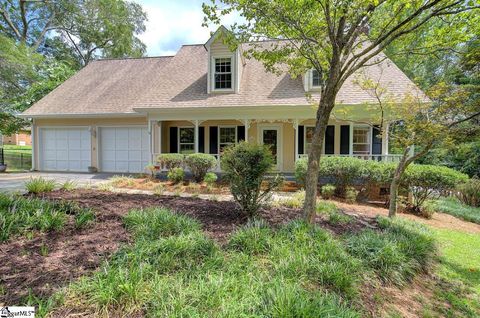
[0,189,373,306]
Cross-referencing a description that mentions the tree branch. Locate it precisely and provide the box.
[0,5,22,39]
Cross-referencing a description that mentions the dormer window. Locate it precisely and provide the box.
[312,69,322,87]
[214,57,232,90]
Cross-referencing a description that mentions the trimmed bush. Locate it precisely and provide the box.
[221,142,283,217]
[167,167,184,184]
[157,153,184,171]
[185,153,217,182]
[456,178,480,208]
[204,172,218,186]
[402,164,468,212]
[25,177,56,194]
[294,157,308,187]
[321,184,336,199]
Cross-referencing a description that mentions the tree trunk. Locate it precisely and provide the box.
[388,148,411,217]
[303,96,335,222]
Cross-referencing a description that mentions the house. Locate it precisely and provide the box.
[20,27,428,174]
[1,130,32,146]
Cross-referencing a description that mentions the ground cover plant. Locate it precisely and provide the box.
[44,204,440,317]
[432,197,480,224]
[25,177,56,194]
[0,193,91,241]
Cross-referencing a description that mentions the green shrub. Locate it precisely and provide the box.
[402,164,468,212]
[432,197,480,224]
[167,167,185,184]
[294,157,308,187]
[184,153,217,182]
[274,191,305,208]
[203,172,218,186]
[221,142,283,217]
[25,177,56,194]
[321,184,336,199]
[328,210,353,225]
[456,178,480,208]
[157,153,184,171]
[345,186,359,204]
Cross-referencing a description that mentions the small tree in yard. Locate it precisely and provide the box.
[204,0,479,222]
[221,142,283,217]
[342,75,480,217]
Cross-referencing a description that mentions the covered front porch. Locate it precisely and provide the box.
[144,105,402,173]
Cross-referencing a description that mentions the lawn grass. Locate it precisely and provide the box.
[432,197,480,224]
[2,144,32,154]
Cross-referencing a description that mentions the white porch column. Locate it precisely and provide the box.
[384,122,389,155]
[148,119,153,163]
[244,118,249,142]
[31,119,36,171]
[294,119,299,161]
[194,120,199,153]
[158,121,162,155]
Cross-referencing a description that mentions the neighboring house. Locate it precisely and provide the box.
[1,130,32,146]
[20,27,428,174]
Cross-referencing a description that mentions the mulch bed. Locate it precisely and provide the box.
[0,189,376,304]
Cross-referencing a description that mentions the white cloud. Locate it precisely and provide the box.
[134,0,241,56]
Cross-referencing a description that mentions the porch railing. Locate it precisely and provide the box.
[296,154,403,163]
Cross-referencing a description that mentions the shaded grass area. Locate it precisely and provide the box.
[42,208,439,317]
[433,197,480,224]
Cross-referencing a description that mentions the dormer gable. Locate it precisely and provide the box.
[205,26,244,94]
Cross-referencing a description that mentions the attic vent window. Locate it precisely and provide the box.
[312,69,322,87]
[214,58,232,89]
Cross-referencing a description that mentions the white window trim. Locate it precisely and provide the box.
[304,125,325,154]
[351,125,372,155]
[257,123,283,171]
[305,69,322,92]
[211,55,235,93]
[177,126,195,154]
[218,126,237,154]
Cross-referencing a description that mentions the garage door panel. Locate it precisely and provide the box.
[99,127,149,173]
[40,128,91,172]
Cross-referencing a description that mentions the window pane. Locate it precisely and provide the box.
[214,58,232,89]
[179,127,194,143]
[352,126,370,155]
[180,144,194,154]
[220,127,236,143]
[312,69,322,87]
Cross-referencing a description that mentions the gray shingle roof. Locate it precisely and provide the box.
[22,42,428,116]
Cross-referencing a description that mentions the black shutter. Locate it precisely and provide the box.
[325,125,335,154]
[340,125,350,155]
[372,125,382,155]
[209,126,218,154]
[169,127,178,153]
[237,126,245,142]
[298,125,304,155]
[199,127,205,153]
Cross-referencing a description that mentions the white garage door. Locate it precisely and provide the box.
[40,128,91,172]
[99,127,150,173]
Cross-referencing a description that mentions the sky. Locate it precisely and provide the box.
[133,0,240,56]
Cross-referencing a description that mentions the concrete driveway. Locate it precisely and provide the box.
[0,172,115,193]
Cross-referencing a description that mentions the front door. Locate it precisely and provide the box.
[260,125,281,171]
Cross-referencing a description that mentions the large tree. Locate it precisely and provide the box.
[0,0,147,65]
[0,0,147,134]
[203,0,480,221]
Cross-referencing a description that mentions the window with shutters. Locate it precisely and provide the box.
[352,126,371,155]
[178,127,195,154]
[218,126,236,153]
[304,126,315,154]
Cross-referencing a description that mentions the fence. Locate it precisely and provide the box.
[1,148,32,171]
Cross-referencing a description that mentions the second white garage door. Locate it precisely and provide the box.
[99,127,150,173]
